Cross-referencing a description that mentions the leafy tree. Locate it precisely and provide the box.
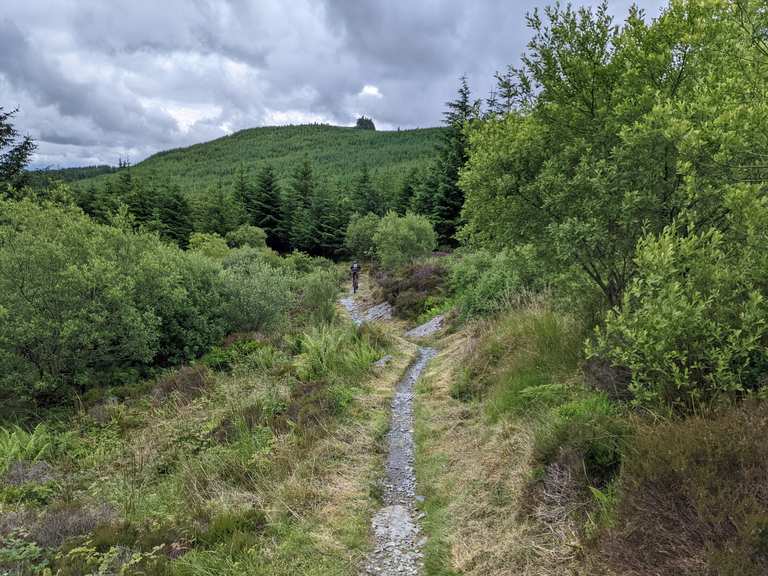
[188,232,230,259]
[345,212,381,260]
[225,224,267,249]
[374,211,437,269]
[355,116,376,130]
[460,2,750,306]
[0,107,36,195]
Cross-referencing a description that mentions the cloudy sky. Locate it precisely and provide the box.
[1,0,666,168]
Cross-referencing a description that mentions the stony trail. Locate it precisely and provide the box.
[339,287,444,576]
[364,346,436,576]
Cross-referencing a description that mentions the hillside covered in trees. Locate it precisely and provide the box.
[3,1,768,575]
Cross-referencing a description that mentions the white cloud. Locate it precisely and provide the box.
[359,84,383,98]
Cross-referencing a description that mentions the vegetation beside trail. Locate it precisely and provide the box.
[4,0,768,574]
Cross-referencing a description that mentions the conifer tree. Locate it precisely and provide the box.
[232,164,257,224]
[432,76,479,246]
[286,158,314,252]
[396,169,419,215]
[254,164,282,247]
[159,183,194,247]
[352,164,381,215]
[201,180,241,237]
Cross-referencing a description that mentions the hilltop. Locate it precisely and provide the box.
[66,124,445,196]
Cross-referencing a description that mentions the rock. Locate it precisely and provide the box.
[404,315,445,339]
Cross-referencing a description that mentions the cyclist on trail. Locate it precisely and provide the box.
[350,261,361,294]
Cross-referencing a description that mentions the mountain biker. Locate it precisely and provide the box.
[350,261,361,293]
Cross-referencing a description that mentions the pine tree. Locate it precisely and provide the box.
[410,167,438,217]
[311,184,346,257]
[126,176,156,225]
[201,180,241,237]
[287,158,314,252]
[432,76,479,246]
[254,164,282,247]
[396,169,419,215]
[232,164,257,223]
[0,107,36,194]
[159,183,194,247]
[352,164,381,215]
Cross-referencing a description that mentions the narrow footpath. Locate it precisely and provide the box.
[339,280,444,576]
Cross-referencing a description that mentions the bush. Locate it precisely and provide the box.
[345,213,380,260]
[221,260,296,334]
[596,402,768,576]
[449,245,541,318]
[592,218,768,413]
[225,225,267,249]
[297,268,340,325]
[189,232,230,259]
[376,262,447,319]
[373,211,436,269]
[151,365,213,404]
[0,424,73,474]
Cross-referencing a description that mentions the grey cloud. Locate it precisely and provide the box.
[1,1,668,168]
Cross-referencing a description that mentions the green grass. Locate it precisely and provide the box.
[71,124,445,197]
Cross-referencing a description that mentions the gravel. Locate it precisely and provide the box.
[363,347,436,576]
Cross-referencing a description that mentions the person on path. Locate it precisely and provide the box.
[350,261,361,294]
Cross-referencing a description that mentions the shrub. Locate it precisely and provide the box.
[345,213,380,260]
[449,245,541,318]
[534,394,627,488]
[297,268,340,325]
[376,262,447,319]
[151,365,213,404]
[591,220,768,413]
[596,402,768,576]
[189,232,230,259]
[373,211,436,269]
[225,225,267,249]
[221,260,296,334]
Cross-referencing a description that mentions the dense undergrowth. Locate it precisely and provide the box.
[0,315,394,575]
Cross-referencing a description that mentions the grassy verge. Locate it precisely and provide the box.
[0,319,418,575]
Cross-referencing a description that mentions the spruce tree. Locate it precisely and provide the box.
[159,183,194,247]
[287,158,314,252]
[352,164,381,215]
[232,164,257,224]
[396,169,419,215]
[201,180,241,237]
[0,107,36,194]
[432,76,479,246]
[254,164,282,247]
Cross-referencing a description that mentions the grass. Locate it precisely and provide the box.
[0,319,413,575]
[414,330,580,575]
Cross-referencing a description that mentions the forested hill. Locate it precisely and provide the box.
[75,124,445,194]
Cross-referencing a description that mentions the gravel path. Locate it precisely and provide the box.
[339,288,439,576]
[364,347,436,576]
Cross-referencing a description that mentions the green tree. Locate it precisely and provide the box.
[253,163,282,248]
[199,180,243,237]
[355,116,376,130]
[432,76,478,247]
[352,164,382,215]
[345,212,381,260]
[0,107,36,195]
[285,158,315,252]
[374,211,436,269]
[225,224,267,249]
[159,182,194,247]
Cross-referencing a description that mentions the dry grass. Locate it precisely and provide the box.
[415,330,582,576]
